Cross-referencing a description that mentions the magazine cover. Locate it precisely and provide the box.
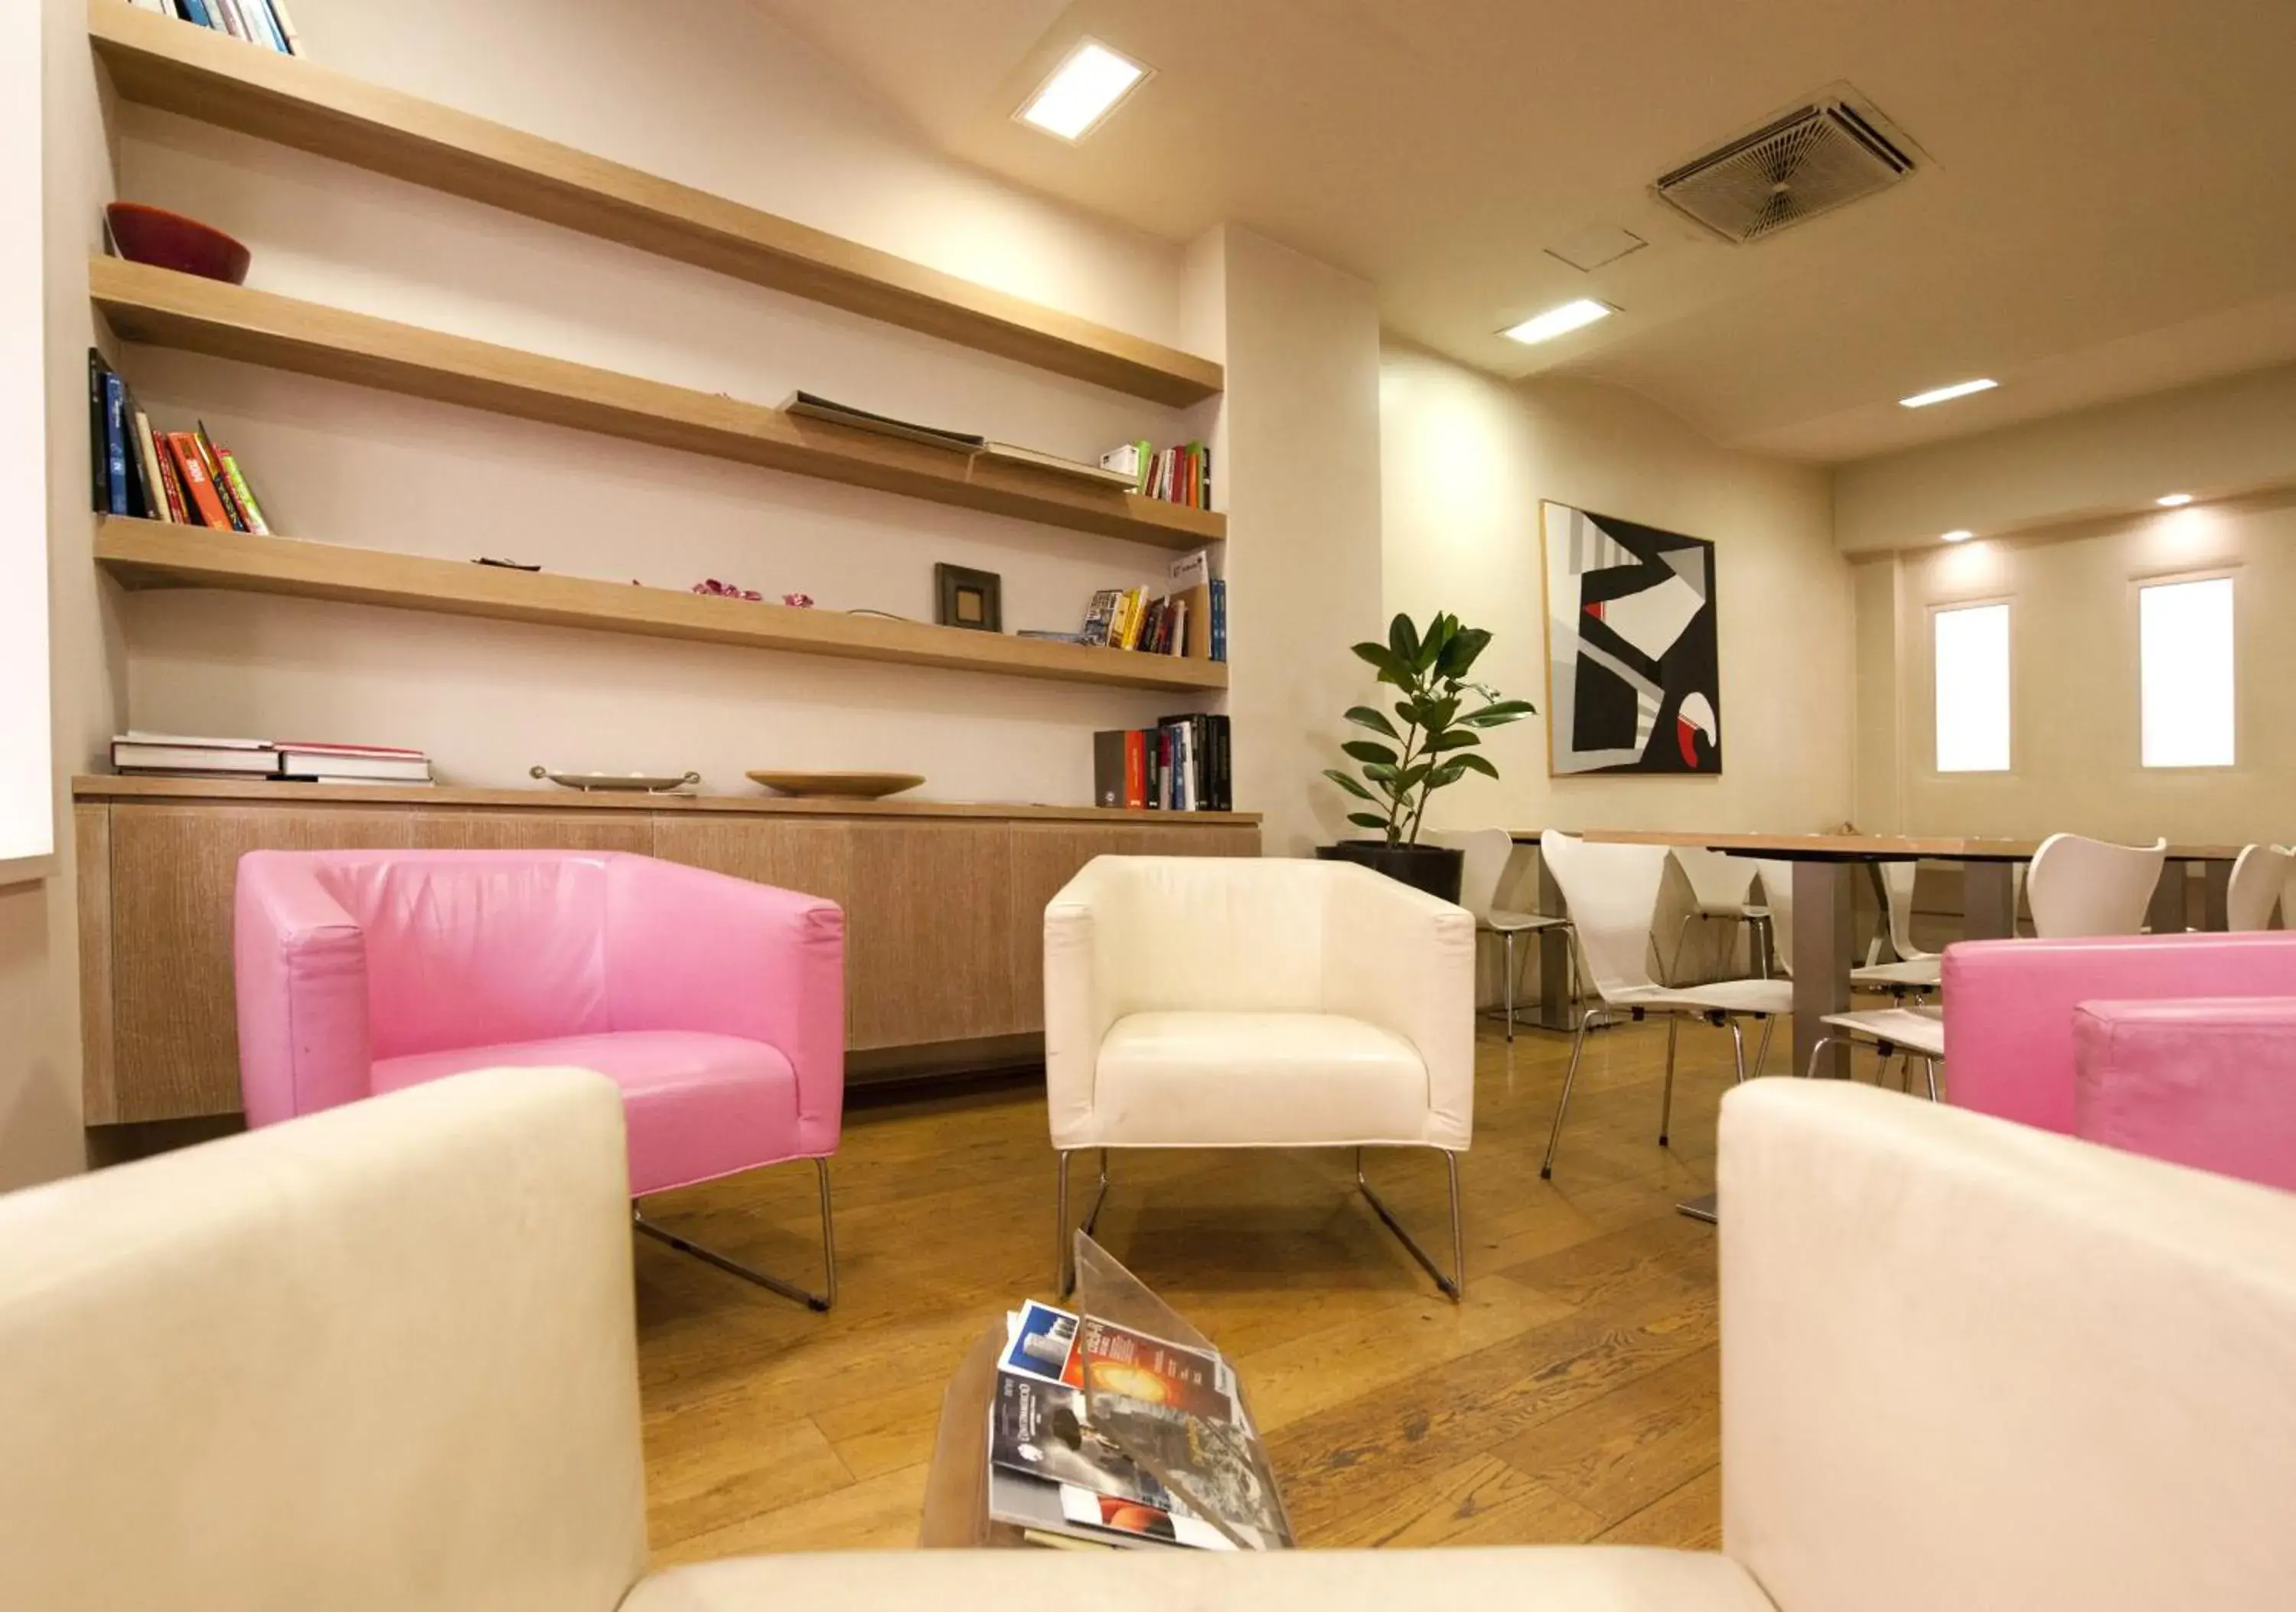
[1000,1300,1085,1388]
[990,1372,1182,1512]
[1057,1484,1236,1551]
[1076,1315,1236,1424]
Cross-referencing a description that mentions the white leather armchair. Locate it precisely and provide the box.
[1043,855,1476,1297]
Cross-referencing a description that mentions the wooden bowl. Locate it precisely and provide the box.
[106,202,253,285]
[747,771,925,800]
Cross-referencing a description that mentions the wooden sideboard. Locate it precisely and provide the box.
[74,778,1261,1127]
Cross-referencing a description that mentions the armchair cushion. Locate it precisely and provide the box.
[2073,997,2296,1191]
[1093,1011,1433,1147]
[373,1031,800,1197]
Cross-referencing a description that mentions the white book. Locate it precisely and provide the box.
[277,752,432,782]
[119,730,271,750]
[113,745,279,775]
[266,0,305,54]
[1167,547,1217,590]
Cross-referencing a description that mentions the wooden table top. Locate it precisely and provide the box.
[1510,828,2245,863]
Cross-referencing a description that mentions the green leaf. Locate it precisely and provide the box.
[1340,739,1397,766]
[1388,613,1420,667]
[1414,614,1453,673]
[1426,729,1480,752]
[1427,759,1469,788]
[1461,700,1537,728]
[1453,752,1500,779]
[1436,626,1492,679]
[1350,641,1409,683]
[1322,768,1377,802]
[1343,705,1400,739]
[1362,762,1400,787]
[1395,763,1433,791]
[1345,811,1390,831]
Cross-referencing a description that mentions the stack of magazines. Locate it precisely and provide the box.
[986,1261,1290,1551]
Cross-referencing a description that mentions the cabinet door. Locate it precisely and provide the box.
[408,810,651,852]
[107,804,414,1122]
[843,822,1019,1047]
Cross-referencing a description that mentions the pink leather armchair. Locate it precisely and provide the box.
[2073,997,2296,1192]
[234,849,845,1307]
[1943,932,2296,1176]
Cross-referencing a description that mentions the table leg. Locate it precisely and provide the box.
[2146,860,2190,934]
[2202,860,2232,932]
[1964,863,2018,939]
[1793,860,1853,1082]
[1535,853,1574,1030]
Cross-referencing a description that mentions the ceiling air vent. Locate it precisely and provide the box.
[1654,92,1917,243]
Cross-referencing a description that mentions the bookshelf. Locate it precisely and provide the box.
[92,258,1225,552]
[95,517,1230,693]
[87,0,1223,407]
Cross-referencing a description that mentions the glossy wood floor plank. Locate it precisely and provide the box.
[636,1014,1760,1560]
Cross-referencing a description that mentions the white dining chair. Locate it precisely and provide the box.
[1667,844,1773,982]
[1539,833,1792,1180]
[1753,859,1945,1097]
[2224,844,2294,932]
[2024,834,2168,938]
[1854,859,1942,996]
[1424,828,1575,1042]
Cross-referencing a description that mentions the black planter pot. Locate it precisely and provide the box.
[1316,839,1465,905]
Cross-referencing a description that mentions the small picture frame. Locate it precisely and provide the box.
[934,563,1003,633]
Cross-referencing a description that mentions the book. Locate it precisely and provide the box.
[782,391,983,452]
[177,0,215,26]
[216,449,271,534]
[193,424,249,530]
[1123,729,1147,810]
[112,741,279,775]
[266,0,305,55]
[1080,589,1123,645]
[1168,548,1215,592]
[1210,579,1227,662]
[119,730,270,749]
[102,370,130,516]
[1091,730,1128,809]
[166,433,233,527]
[152,430,190,523]
[1016,629,1092,644]
[980,441,1139,488]
[276,752,432,782]
[1097,442,1142,481]
[87,351,107,512]
[130,408,168,522]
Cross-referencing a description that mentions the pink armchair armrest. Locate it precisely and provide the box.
[234,853,376,1127]
[604,857,846,1157]
[2074,997,2296,1191]
[1943,932,2296,1134]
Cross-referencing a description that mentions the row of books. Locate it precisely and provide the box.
[988,1295,1281,1551]
[1051,548,1227,661]
[1098,440,1212,510]
[1094,714,1231,812]
[110,732,434,785]
[124,0,305,56]
[89,351,273,534]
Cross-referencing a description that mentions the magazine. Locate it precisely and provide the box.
[1000,1299,1084,1388]
[990,1372,1179,1511]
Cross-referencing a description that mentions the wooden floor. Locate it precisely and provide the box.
[633,1012,1763,1561]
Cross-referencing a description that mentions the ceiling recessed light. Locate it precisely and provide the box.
[1501,299,1615,346]
[1899,377,1998,409]
[2156,492,2193,507]
[1942,529,1974,543]
[1016,41,1149,142]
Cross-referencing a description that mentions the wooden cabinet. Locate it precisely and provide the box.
[74,779,1258,1126]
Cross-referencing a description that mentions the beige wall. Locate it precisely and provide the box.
[113,0,1220,805]
[1379,344,1853,839]
[2,0,127,1188]
[1854,497,2296,844]
[1835,362,2296,554]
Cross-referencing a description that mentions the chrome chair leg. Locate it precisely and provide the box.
[1502,928,1518,1043]
[1727,1016,1749,1084]
[1356,1146,1464,1301]
[1658,1014,1680,1147]
[1923,1056,1941,1102]
[633,1157,837,1312]
[1802,1033,1844,1081]
[1541,1009,1598,1180]
[1670,911,1700,985]
[1752,1014,1776,1077]
[1054,1148,1111,1296]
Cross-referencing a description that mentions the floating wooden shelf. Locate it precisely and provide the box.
[94,517,1230,693]
[88,1,1223,407]
[92,258,1225,551]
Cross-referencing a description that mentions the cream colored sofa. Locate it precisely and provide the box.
[5,1069,2294,1610]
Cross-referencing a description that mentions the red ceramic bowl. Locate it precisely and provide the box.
[105,202,252,285]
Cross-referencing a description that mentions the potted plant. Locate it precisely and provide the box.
[1317,612,1535,903]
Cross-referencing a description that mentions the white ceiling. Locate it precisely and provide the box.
[752,0,2296,464]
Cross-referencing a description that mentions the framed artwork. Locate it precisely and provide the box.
[1540,501,1720,775]
[934,563,1003,633]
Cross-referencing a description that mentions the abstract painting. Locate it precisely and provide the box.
[1540,501,1720,775]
